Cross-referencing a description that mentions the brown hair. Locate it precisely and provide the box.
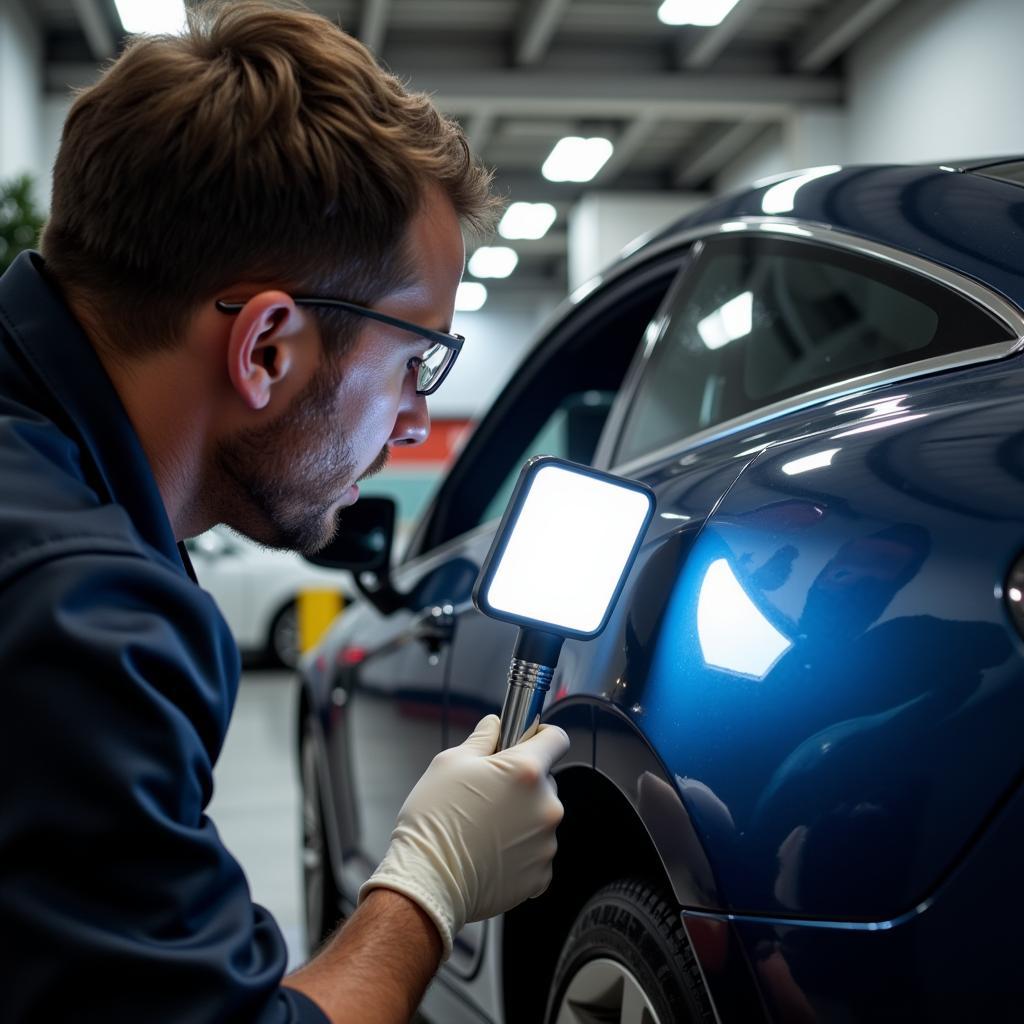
[41,0,499,356]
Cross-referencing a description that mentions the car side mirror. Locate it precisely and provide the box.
[302,497,407,615]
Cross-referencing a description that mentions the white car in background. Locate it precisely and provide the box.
[187,526,353,668]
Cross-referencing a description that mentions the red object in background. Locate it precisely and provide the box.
[338,646,367,667]
[389,418,472,465]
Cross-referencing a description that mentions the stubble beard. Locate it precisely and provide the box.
[216,360,361,556]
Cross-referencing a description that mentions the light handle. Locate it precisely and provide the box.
[497,629,564,750]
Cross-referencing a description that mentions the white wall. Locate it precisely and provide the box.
[0,0,43,189]
[40,94,73,206]
[568,191,705,291]
[437,291,563,419]
[714,0,1024,195]
[846,0,1024,164]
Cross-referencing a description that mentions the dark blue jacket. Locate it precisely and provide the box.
[0,253,328,1023]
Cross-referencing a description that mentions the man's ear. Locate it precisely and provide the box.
[225,290,307,410]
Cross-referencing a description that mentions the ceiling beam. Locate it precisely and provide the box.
[360,0,391,55]
[793,0,903,72]
[678,0,767,70]
[674,120,768,188]
[71,0,116,60]
[411,70,842,120]
[514,0,572,66]
[592,115,660,186]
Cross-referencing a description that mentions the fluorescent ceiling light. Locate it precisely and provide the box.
[658,0,742,27]
[455,282,487,312]
[468,246,519,279]
[498,202,557,240]
[761,165,841,215]
[114,0,187,34]
[542,137,614,183]
[696,291,753,350]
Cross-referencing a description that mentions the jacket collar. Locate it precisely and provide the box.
[0,251,195,581]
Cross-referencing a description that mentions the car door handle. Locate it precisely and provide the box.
[412,604,456,650]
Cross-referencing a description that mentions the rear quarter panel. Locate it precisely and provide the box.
[603,358,1024,920]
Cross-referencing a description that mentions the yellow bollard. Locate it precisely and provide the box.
[298,589,344,654]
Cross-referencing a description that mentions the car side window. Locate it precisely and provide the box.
[614,234,1016,467]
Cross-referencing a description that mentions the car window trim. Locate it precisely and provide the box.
[606,216,1024,478]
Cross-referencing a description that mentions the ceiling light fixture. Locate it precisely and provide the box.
[657,0,742,26]
[498,202,557,240]
[114,0,187,34]
[542,137,614,183]
[468,246,519,279]
[455,282,488,312]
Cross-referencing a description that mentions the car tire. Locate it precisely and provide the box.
[267,601,299,669]
[545,879,714,1024]
[300,720,343,954]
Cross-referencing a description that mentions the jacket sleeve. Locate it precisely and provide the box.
[0,549,330,1024]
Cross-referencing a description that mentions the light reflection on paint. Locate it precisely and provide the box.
[761,165,842,214]
[697,559,792,679]
[781,447,840,476]
[831,413,927,439]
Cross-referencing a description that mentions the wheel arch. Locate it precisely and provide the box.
[501,698,721,1022]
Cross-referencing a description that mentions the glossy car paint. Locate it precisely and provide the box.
[299,162,1024,1021]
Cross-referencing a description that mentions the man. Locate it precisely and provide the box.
[0,3,568,1022]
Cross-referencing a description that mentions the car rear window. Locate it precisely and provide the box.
[613,234,1015,467]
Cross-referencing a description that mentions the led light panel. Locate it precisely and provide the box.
[478,460,654,636]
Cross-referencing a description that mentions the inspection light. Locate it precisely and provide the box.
[657,0,742,27]
[498,202,557,240]
[114,0,187,33]
[541,137,614,183]
[468,246,519,279]
[455,282,487,312]
[474,457,654,749]
[696,291,753,350]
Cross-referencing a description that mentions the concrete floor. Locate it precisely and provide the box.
[208,669,307,971]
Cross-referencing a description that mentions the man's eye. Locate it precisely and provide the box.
[407,355,424,371]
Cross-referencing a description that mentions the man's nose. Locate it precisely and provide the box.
[389,391,430,448]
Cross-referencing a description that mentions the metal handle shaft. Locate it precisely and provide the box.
[498,657,554,750]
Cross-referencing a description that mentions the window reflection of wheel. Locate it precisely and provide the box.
[300,720,342,953]
[268,601,298,669]
[546,879,714,1024]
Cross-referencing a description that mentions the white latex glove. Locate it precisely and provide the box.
[358,714,570,960]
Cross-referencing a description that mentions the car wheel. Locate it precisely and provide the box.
[546,879,714,1024]
[268,601,299,669]
[300,720,343,953]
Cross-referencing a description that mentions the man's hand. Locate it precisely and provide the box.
[358,714,570,958]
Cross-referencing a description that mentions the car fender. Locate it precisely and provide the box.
[544,696,722,911]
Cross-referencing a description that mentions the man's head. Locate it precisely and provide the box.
[41,1,498,552]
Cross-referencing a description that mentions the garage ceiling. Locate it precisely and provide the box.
[37,0,904,295]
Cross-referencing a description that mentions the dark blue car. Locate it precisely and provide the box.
[297,158,1024,1023]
